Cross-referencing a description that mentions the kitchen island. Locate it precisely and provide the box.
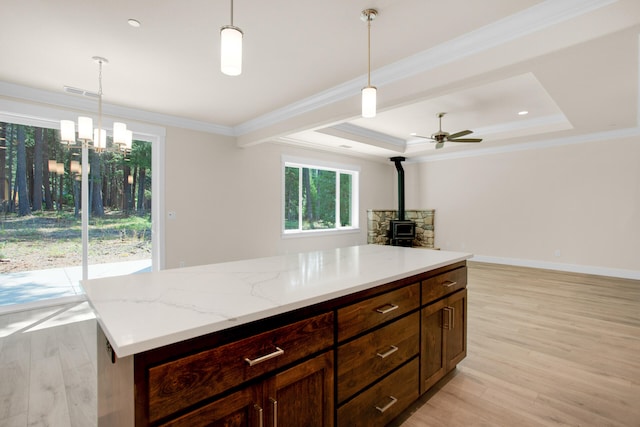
[83,244,471,426]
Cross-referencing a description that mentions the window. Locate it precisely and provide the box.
[283,158,359,234]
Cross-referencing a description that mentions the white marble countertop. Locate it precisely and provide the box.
[82,245,471,357]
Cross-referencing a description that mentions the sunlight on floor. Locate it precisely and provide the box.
[0,302,95,337]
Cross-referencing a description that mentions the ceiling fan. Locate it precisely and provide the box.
[412,112,482,149]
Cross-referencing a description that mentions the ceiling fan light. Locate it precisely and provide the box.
[362,86,377,118]
[220,25,243,76]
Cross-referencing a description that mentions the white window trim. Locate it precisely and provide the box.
[281,155,360,237]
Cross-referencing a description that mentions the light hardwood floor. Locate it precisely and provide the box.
[0,302,97,427]
[0,263,638,426]
[396,263,640,427]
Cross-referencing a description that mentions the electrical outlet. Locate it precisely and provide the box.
[179,261,185,268]
[168,211,177,220]
[554,249,561,257]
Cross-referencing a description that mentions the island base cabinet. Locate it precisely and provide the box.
[160,351,334,427]
[420,288,467,394]
[97,326,134,427]
[337,358,419,427]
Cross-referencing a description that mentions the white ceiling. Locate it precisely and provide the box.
[1,0,639,161]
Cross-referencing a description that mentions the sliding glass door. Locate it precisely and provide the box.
[0,121,155,310]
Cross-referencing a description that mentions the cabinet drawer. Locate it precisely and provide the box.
[337,312,419,403]
[147,312,334,423]
[422,266,467,305]
[338,283,420,342]
[337,358,419,427]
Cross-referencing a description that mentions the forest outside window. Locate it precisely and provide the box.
[283,160,359,234]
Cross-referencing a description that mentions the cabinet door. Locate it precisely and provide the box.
[420,298,447,394]
[445,288,467,370]
[266,351,334,427]
[160,385,262,427]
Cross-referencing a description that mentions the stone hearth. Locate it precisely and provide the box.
[367,209,435,248]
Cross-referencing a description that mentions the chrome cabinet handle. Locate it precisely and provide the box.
[442,280,457,288]
[376,345,399,359]
[254,404,263,427]
[375,303,399,314]
[375,396,398,413]
[244,346,285,366]
[269,398,278,427]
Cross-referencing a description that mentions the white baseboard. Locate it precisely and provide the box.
[470,255,640,280]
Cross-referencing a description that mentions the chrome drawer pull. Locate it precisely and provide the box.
[376,345,399,359]
[442,280,457,288]
[375,303,399,314]
[244,346,285,366]
[254,404,264,427]
[375,396,398,413]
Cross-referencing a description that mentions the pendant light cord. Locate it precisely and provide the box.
[367,15,371,87]
[97,60,103,148]
[230,0,234,26]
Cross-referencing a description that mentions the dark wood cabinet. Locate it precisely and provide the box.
[99,260,468,427]
[268,351,334,427]
[161,351,333,427]
[420,288,467,394]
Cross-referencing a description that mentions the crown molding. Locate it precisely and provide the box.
[234,0,617,136]
[0,81,234,136]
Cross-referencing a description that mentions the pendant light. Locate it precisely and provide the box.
[361,9,378,118]
[220,0,243,76]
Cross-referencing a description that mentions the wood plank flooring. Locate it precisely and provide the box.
[396,262,640,427]
[0,302,96,427]
[0,263,638,426]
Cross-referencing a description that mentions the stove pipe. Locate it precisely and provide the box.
[390,156,406,220]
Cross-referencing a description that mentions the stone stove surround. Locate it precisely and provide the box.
[367,209,435,248]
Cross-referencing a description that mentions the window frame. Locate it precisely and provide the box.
[281,156,360,237]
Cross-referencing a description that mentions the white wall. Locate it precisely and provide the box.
[404,136,640,278]
[163,127,395,268]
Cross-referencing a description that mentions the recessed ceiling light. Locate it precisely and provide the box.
[518,110,529,116]
[128,19,141,28]
[409,132,417,136]
[339,144,352,149]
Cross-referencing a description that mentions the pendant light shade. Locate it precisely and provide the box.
[78,116,93,140]
[361,9,378,118]
[60,120,76,143]
[221,0,243,76]
[94,128,106,151]
[221,25,243,76]
[113,122,128,146]
[362,86,377,118]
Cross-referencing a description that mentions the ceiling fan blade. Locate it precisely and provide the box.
[412,134,434,140]
[449,138,482,143]
[448,130,473,139]
[435,142,445,149]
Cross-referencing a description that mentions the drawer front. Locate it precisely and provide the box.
[147,312,334,423]
[337,312,419,403]
[422,266,467,305]
[337,358,419,427]
[338,283,420,342]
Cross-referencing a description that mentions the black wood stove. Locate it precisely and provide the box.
[388,157,416,246]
